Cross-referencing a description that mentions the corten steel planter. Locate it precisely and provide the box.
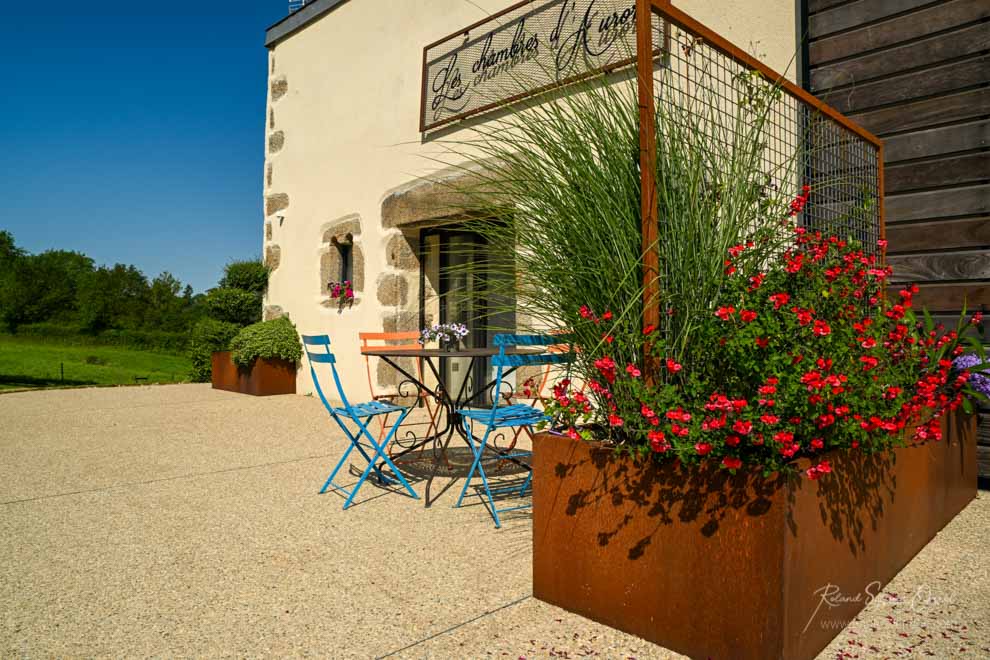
[211,351,296,396]
[532,411,977,660]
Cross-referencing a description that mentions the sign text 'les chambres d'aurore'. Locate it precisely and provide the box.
[421,0,660,131]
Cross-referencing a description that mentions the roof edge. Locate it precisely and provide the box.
[264,0,352,48]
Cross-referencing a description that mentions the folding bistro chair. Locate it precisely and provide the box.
[455,333,572,528]
[302,334,419,509]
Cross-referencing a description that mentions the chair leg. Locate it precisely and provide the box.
[320,442,355,494]
[455,419,485,508]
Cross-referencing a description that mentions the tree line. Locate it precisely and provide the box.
[0,230,266,358]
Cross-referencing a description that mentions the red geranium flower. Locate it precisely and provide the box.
[769,292,790,310]
[648,430,668,453]
[812,320,831,336]
[715,306,736,320]
[694,442,713,456]
[740,309,758,323]
[608,413,624,427]
[722,456,742,470]
[666,358,683,373]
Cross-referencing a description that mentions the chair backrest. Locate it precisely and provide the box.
[488,333,573,416]
[359,331,423,399]
[302,334,352,414]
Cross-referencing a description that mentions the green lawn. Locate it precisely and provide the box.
[0,335,192,391]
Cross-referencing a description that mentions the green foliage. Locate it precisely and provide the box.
[76,264,152,332]
[188,318,241,382]
[219,259,269,295]
[204,288,261,326]
[0,334,192,391]
[230,317,302,368]
[439,73,796,382]
[14,323,188,353]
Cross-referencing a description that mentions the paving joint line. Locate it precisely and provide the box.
[0,453,334,506]
[376,594,532,659]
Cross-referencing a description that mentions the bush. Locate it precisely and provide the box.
[204,288,261,326]
[219,260,269,295]
[230,316,302,368]
[547,230,987,478]
[188,318,240,382]
[13,322,188,353]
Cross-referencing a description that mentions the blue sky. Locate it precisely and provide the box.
[0,0,287,293]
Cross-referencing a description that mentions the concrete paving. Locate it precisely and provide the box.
[0,384,986,658]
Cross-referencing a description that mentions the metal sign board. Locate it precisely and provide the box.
[421,0,664,132]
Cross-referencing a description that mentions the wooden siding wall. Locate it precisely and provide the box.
[807,0,990,481]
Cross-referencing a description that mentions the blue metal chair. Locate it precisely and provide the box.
[302,334,419,508]
[455,333,572,528]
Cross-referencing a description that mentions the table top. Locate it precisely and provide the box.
[361,346,537,358]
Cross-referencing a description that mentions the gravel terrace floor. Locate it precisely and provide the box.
[1,384,987,659]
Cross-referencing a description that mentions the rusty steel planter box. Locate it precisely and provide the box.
[532,412,977,660]
[210,351,296,396]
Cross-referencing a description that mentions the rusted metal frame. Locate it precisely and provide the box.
[637,0,660,367]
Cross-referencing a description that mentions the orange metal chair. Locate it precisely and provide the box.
[359,331,441,458]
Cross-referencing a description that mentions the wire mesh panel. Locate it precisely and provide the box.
[649,6,882,256]
[421,0,664,132]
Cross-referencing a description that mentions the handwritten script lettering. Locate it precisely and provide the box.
[423,0,656,131]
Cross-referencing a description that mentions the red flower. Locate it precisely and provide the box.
[812,320,831,337]
[760,414,780,425]
[725,435,741,447]
[806,460,832,480]
[579,305,592,319]
[626,363,641,378]
[666,358,683,373]
[671,423,690,437]
[648,430,668,453]
[666,408,691,422]
[810,438,824,450]
[732,419,753,435]
[608,413,624,427]
[643,323,657,335]
[740,309,758,323]
[602,310,613,321]
[755,337,770,348]
[594,356,617,383]
[792,307,814,326]
[773,431,794,444]
[694,442,713,456]
[715,306,736,321]
[860,356,879,371]
[721,456,742,470]
[769,292,790,310]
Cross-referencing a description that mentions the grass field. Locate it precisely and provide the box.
[0,335,192,391]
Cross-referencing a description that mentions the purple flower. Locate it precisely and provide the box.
[953,353,990,398]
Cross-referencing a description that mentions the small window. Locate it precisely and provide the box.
[332,234,353,284]
[338,242,353,282]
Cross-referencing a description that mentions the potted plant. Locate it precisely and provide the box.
[440,70,987,659]
[419,322,469,351]
[211,316,301,396]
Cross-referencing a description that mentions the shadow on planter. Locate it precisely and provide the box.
[532,411,977,660]
[211,351,296,396]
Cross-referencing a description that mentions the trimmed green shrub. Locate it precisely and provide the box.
[219,259,269,295]
[230,316,302,368]
[204,288,261,326]
[188,318,240,382]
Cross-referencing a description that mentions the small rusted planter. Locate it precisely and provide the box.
[211,351,296,396]
[532,411,977,660]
